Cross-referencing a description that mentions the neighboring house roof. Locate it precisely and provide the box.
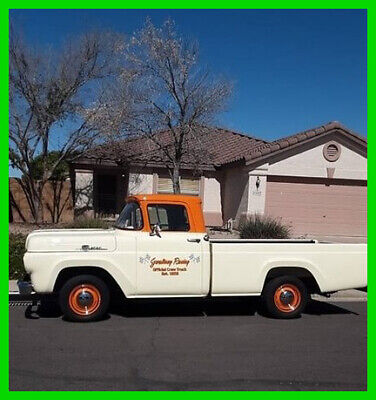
[73,121,366,170]
[76,126,267,169]
[243,121,367,165]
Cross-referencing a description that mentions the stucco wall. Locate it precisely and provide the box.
[128,172,154,195]
[202,176,223,226]
[75,170,94,218]
[222,167,249,224]
[268,140,367,180]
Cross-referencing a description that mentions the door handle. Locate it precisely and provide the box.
[187,238,201,243]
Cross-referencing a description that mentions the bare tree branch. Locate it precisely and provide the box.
[9,26,123,222]
[94,18,232,193]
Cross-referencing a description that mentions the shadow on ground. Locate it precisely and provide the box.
[23,297,357,321]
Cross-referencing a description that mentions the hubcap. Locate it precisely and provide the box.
[274,284,301,313]
[68,284,101,316]
[77,291,94,307]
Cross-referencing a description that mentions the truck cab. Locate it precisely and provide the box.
[114,194,210,297]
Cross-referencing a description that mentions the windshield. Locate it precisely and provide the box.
[114,202,143,230]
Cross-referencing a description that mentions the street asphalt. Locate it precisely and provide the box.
[9,298,367,391]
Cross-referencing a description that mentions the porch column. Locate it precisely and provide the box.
[74,169,94,218]
[247,163,269,215]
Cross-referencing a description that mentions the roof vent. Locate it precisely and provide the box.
[323,141,341,162]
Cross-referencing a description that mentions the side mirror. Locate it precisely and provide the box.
[150,224,161,237]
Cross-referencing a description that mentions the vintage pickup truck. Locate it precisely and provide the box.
[23,194,367,321]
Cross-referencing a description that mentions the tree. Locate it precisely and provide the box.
[9,27,123,222]
[95,19,232,193]
[30,151,72,223]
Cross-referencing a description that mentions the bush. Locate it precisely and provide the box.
[64,218,111,229]
[239,214,291,239]
[9,233,27,280]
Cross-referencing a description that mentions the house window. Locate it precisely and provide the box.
[157,177,200,196]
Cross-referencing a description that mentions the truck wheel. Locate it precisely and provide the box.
[262,275,308,319]
[59,275,110,322]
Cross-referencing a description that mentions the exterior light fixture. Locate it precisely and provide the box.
[256,176,260,190]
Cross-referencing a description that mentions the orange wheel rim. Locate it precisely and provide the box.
[274,284,301,313]
[68,284,101,316]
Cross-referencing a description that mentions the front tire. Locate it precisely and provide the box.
[59,275,110,322]
[262,275,308,319]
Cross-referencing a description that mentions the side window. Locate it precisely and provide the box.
[147,204,190,231]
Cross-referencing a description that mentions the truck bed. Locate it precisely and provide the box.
[209,241,367,296]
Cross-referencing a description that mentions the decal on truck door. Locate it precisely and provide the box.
[139,253,200,276]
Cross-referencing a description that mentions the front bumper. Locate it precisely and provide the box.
[17,280,34,295]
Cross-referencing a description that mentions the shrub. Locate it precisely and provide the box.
[239,214,291,239]
[9,233,27,280]
[64,218,111,229]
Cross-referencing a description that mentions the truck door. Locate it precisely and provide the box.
[136,203,206,296]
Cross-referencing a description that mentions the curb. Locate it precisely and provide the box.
[311,295,367,303]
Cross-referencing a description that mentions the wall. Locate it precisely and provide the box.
[221,167,249,225]
[10,178,73,223]
[202,175,223,226]
[75,170,94,218]
[267,137,367,180]
[127,171,154,194]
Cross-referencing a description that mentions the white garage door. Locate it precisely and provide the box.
[265,176,367,237]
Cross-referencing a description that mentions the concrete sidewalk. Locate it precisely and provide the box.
[8,280,367,302]
[312,289,367,302]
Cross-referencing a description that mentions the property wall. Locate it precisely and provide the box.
[10,178,73,223]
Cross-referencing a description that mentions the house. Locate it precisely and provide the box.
[70,121,367,239]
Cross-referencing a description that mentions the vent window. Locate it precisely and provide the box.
[323,142,341,162]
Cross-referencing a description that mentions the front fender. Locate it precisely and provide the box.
[24,252,136,297]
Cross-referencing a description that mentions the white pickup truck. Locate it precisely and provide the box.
[23,194,367,322]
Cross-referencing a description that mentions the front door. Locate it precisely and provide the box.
[96,174,117,216]
[136,203,205,296]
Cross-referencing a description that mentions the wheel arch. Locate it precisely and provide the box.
[53,266,127,301]
[261,265,323,294]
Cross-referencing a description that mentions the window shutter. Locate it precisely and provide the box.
[157,177,200,196]
[157,177,174,193]
[180,178,200,196]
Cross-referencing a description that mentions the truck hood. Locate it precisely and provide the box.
[25,229,117,253]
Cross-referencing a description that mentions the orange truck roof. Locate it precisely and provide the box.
[127,194,206,233]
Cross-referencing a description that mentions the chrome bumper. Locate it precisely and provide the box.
[17,280,34,295]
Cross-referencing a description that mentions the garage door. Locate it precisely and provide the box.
[265,176,367,237]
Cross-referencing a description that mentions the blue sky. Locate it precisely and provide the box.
[10,9,366,172]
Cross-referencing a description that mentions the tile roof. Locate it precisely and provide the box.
[77,121,366,169]
[81,126,267,168]
[244,121,367,164]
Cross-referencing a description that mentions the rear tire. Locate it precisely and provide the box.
[262,275,308,319]
[59,275,110,322]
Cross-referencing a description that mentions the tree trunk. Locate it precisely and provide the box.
[172,165,181,194]
[34,181,45,223]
